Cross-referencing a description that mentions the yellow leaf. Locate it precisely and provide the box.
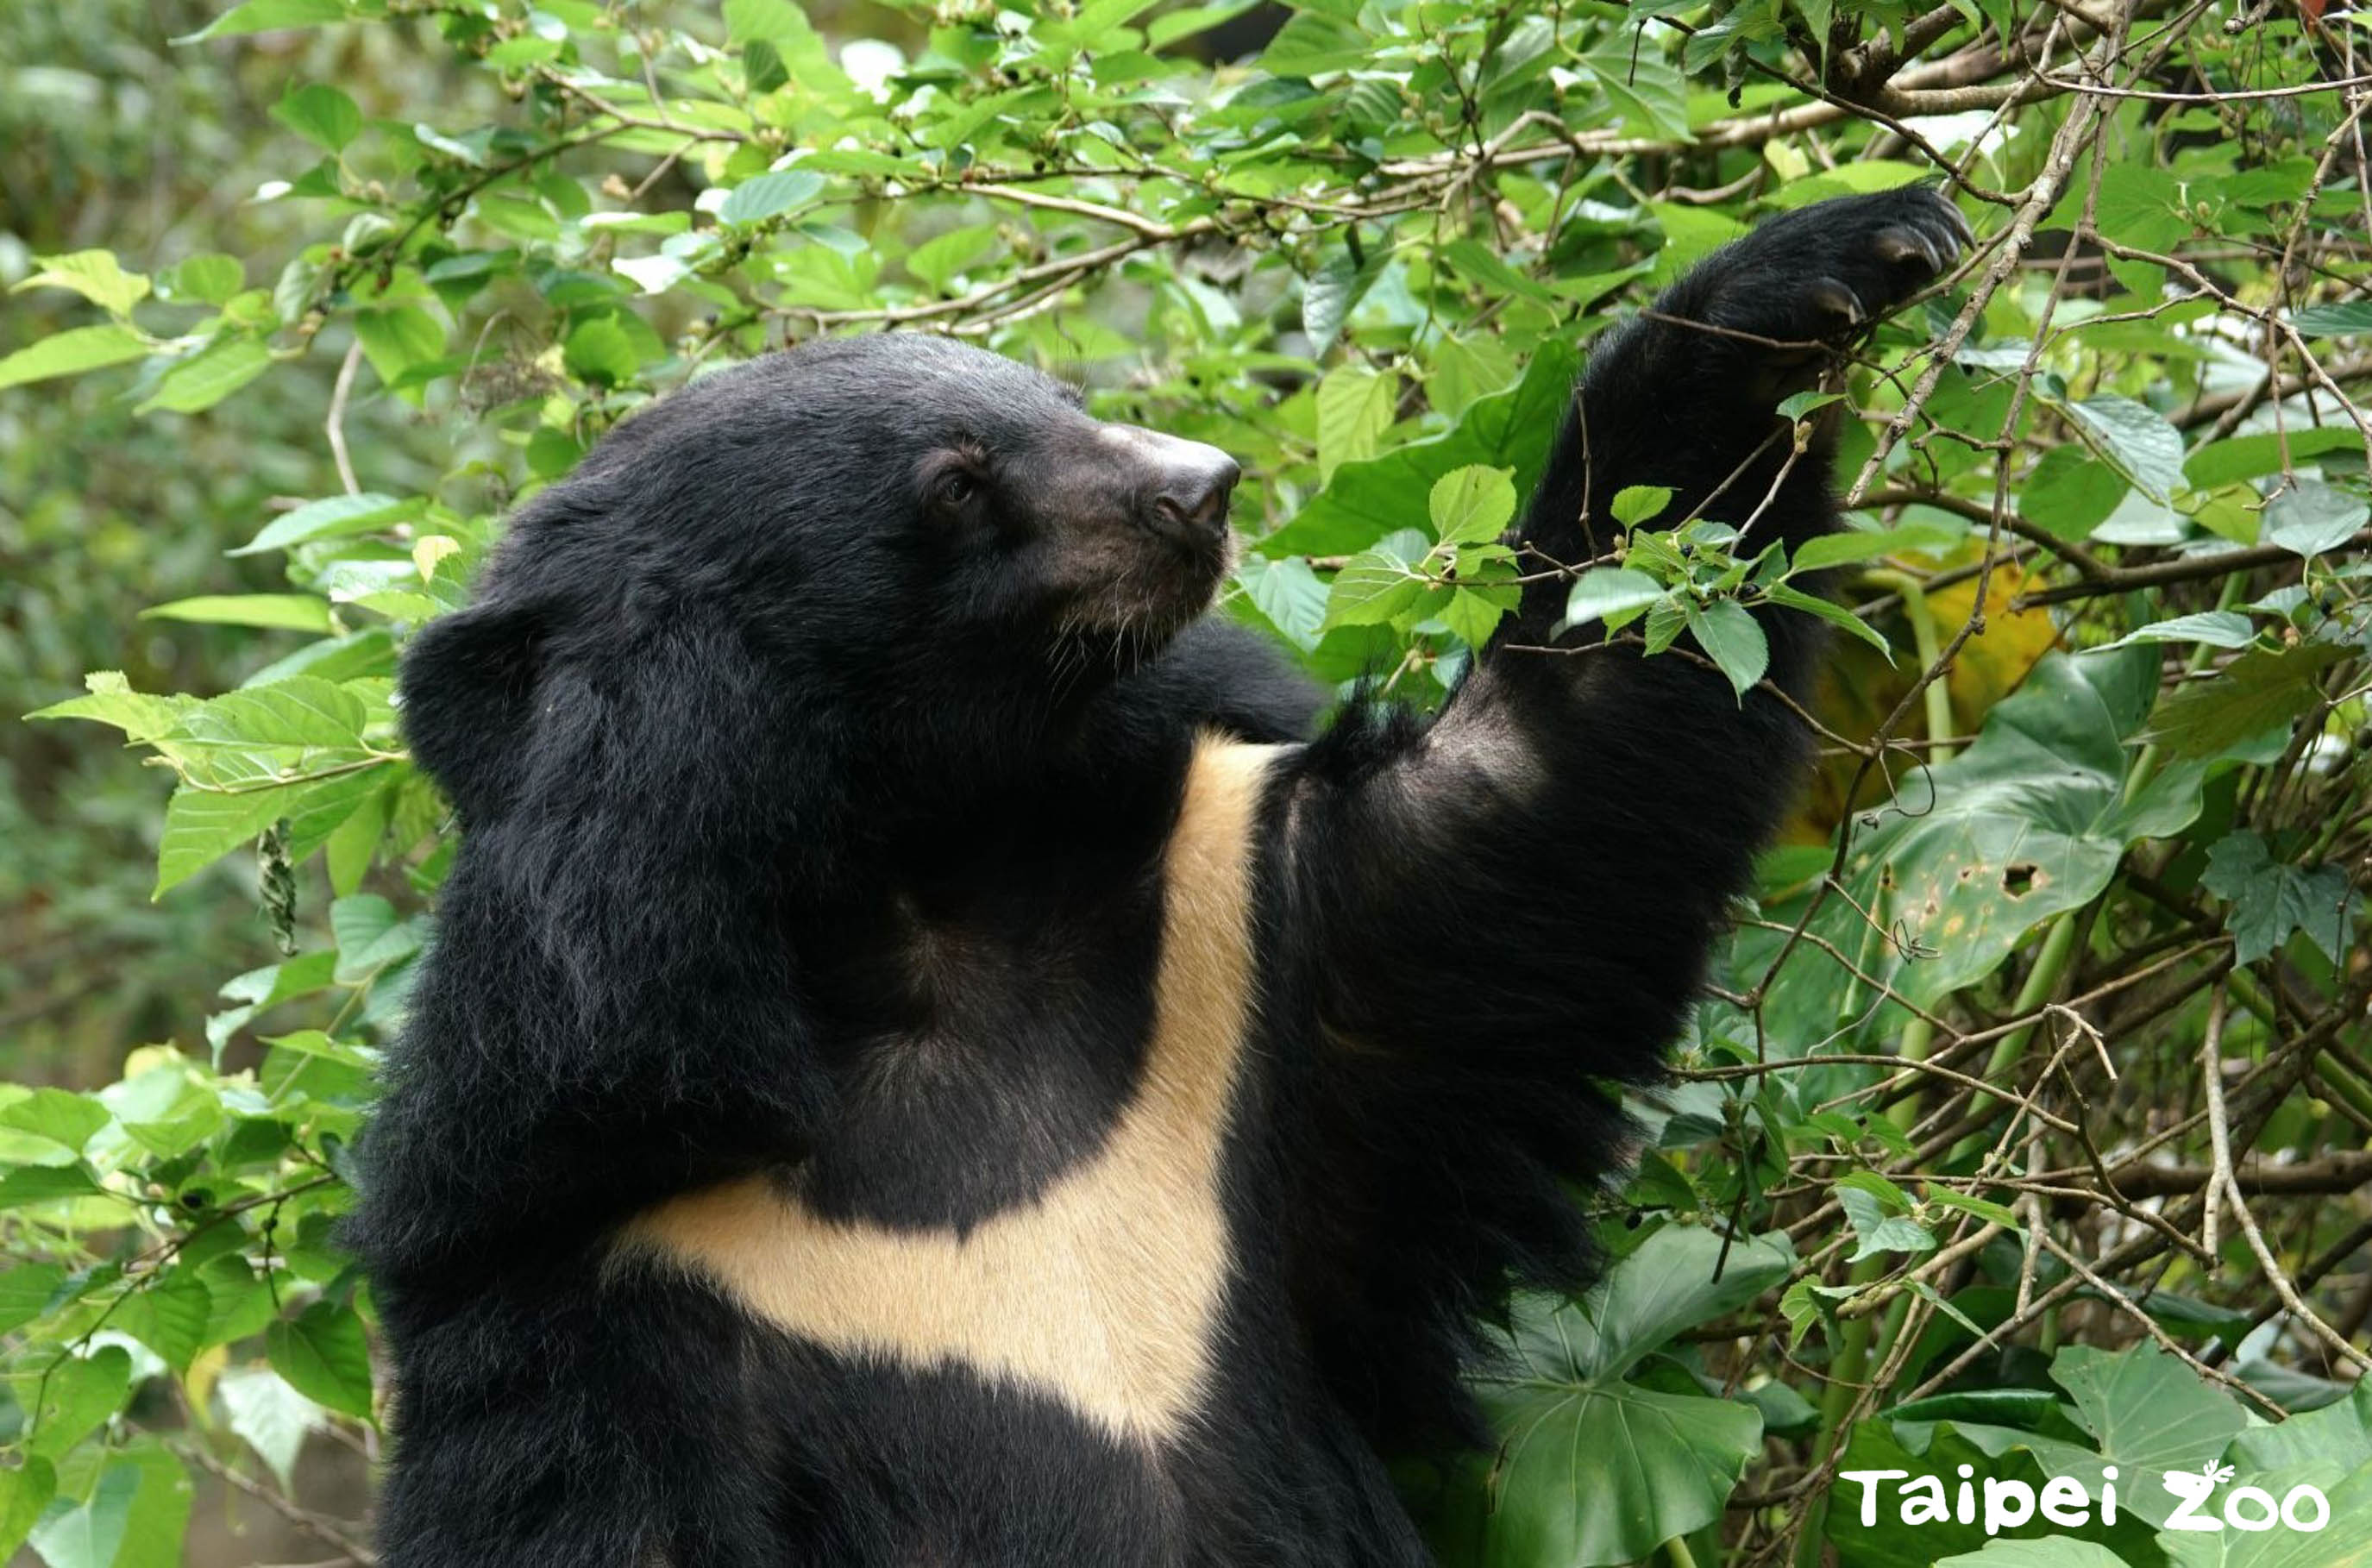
[412,535,461,582]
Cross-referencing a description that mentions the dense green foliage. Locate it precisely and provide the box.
[3,0,2369,1563]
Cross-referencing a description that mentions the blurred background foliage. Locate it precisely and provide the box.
[3,0,2369,1565]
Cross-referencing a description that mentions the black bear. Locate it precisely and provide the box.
[352,187,1971,1565]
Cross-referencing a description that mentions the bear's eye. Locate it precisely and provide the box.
[934,471,977,510]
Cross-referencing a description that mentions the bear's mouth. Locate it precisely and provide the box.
[1025,421,1241,666]
[1044,527,1234,672]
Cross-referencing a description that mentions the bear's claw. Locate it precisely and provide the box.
[1700,185,1974,346]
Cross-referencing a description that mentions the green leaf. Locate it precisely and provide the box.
[1778,391,1844,422]
[330,892,424,982]
[0,1265,68,1335]
[1433,1226,1791,1567]
[2261,478,2368,558]
[905,223,999,295]
[20,1346,132,1460]
[1563,567,1666,630]
[2156,1383,2372,1568]
[0,1458,56,1561]
[14,250,150,317]
[739,37,787,91]
[0,1089,109,1158]
[1779,1277,1835,1350]
[24,672,191,741]
[179,0,350,41]
[1834,1170,1912,1212]
[141,594,333,632]
[1426,333,1519,418]
[114,1270,212,1370]
[260,1028,378,1067]
[1764,582,1893,658]
[27,1462,137,1568]
[2292,301,2372,337]
[800,147,918,179]
[154,763,392,894]
[271,83,362,152]
[1441,586,1515,647]
[102,1061,223,1157]
[1858,1216,1938,1261]
[1937,1541,2136,1567]
[1926,1190,2019,1229]
[1040,0,1160,49]
[1232,555,1327,652]
[1300,242,1385,356]
[0,1164,102,1210]
[136,336,273,414]
[266,1301,375,1420]
[354,304,446,387]
[1578,42,1691,141]
[231,492,419,555]
[1438,239,1557,307]
[1611,484,1674,528]
[1258,11,1368,74]
[717,169,825,226]
[324,780,392,894]
[1268,341,1581,556]
[725,0,814,46]
[2145,643,2349,761]
[2183,426,2363,488]
[2223,1380,2372,1476]
[1689,599,1768,698]
[2200,831,2356,964]
[562,316,640,387]
[1840,1183,1938,1260]
[93,1443,191,1568]
[164,254,244,304]
[154,788,278,894]
[2021,444,2129,540]
[474,191,558,239]
[1754,650,2207,1038]
[1833,1348,2241,1564]
[179,675,369,751]
[2090,164,2192,253]
[1320,547,1426,630]
[218,1367,324,1490]
[1315,367,1395,484]
[2062,395,2185,505]
[1792,522,1956,573]
[2049,1341,2248,1527]
[0,323,152,389]
[1428,465,1516,546]
[721,0,849,87]
[1147,0,1264,48]
[2102,612,2256,651]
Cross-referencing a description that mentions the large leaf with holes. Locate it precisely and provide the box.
[1755,650,2205,1044]
[1424,1225,1792,1567]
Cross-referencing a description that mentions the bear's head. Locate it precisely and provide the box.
[398,335,1246,863]
[555,334,1240,655]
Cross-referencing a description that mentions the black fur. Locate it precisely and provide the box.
[352,189,1967,1566]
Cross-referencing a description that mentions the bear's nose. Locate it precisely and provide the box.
[1110,425,1241,540]
[1151,451,1240,537]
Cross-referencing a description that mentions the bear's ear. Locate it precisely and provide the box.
[398,599,548,823]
